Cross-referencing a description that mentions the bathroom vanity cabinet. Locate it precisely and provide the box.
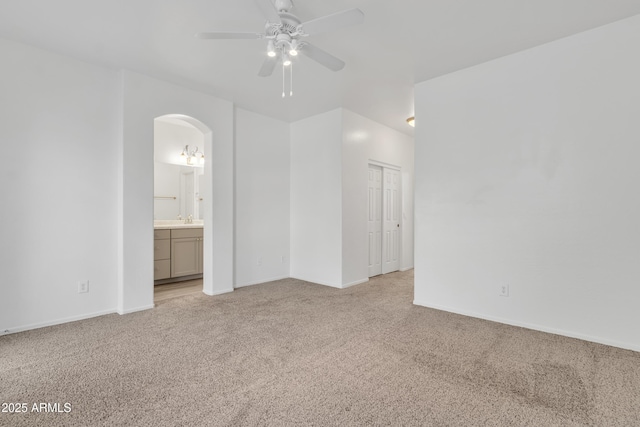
[154,229,171,280]
[170,228,203,277]
[153,226,203,281]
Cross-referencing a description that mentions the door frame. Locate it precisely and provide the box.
[368,164,383,277]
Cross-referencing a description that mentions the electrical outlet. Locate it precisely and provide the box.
[78,280,89,293]
[499,284,509,297]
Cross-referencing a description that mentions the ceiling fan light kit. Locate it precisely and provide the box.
[267,40,277,57]
[197,0,364,97]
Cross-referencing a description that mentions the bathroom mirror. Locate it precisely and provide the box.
[154,118,206,220]
[154,163,204,220]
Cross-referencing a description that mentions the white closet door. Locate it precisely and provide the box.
[382,168,400,274]
[368,165,383,277]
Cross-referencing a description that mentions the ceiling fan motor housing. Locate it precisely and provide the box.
[275,0,294,13]
[266,11,305,53]
[266,13,302,35]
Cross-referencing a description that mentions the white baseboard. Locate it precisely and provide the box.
[203,287,234,296]
[117,304,155,315]
[342,278,369,288]
[400,266,414,272]
[1,309,117,336]
[289,276,343,289]
[289,276,370,290]
[234,275,290,289]
[413,299,640,353]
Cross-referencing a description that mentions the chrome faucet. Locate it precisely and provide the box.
[185,214,193,224]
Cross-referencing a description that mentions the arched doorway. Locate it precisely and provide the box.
[153,115,210,298]
[117,71,235,315]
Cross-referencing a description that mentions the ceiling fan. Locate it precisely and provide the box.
[196,0,364,80]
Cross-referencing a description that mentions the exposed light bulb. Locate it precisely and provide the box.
[289,40,299,57]
[283,53,291,66]
[267,40,276,57]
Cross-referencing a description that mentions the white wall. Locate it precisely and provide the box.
[341,110,415,286]
[0,39,120,332]
[414,15,640,351]
[235,108,290,287]
[290,109,343,287]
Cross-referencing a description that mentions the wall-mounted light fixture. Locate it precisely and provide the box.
[406,116,415,127]
[180,145,204,166]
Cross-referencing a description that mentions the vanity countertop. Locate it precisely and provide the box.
[154,220,204,230]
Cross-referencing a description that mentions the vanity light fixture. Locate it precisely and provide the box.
[406,116,415,127]
[180,145,205,166]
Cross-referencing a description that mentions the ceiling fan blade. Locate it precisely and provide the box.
[301,8,364,36]
[258,56,279,77]
[300,43,345,71]
[196,32,261,40]
[254,0,281,23]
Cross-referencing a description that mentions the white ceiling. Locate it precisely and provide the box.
[1,0,640,135]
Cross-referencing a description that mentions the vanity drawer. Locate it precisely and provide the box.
[154,259,171,280]
[171,228,203,239]
[154,239,170,260]
[154,229,170,240]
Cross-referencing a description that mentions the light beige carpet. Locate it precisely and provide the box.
[1,270,639,426]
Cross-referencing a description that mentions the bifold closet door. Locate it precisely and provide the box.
[381,167,400,274]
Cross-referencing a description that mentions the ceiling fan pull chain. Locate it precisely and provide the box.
[282,61,286,98]
[290,63,293,97]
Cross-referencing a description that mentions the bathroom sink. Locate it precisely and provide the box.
[153,220,204,229]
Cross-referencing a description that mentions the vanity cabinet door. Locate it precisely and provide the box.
[154,239,170,261]
[154,229,171,280]
[154,260,171,280]
[171,237,201,277]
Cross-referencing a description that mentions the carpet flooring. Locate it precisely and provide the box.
[1,270,639,426]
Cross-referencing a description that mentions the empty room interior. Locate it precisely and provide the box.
[1,0,640,425]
